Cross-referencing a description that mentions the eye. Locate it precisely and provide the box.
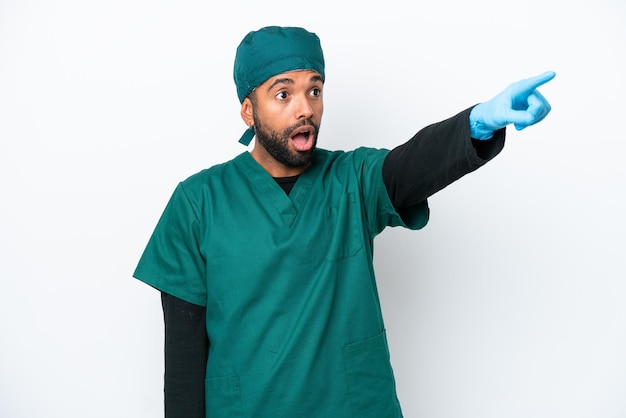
[275,91,288,100]
[310,87,322,97]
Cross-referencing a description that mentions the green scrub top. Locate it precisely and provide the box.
[134,147,429,418]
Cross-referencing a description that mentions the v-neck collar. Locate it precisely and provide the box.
[273,175,299,195]
[235,152,324,226]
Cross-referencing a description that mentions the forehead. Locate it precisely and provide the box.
[260,70,324,90]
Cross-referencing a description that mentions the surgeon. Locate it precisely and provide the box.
[134,26,555,418]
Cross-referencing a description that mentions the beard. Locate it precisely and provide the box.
[252,114,320,169]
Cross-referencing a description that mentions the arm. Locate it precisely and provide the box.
[384,71,555,213]
[162,292,209,418]
[383,106,505,213]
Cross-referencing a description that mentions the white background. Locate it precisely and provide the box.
[1,0,625,417]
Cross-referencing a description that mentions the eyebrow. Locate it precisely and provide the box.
[267,74,324,91]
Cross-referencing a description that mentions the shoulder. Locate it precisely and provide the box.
[180,153,246,188]
[316,147,390,172]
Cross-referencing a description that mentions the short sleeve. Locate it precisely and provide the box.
[353,147,430,237]
[133,183,207,307]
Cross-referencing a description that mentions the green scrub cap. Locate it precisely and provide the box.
[233,26,325,145]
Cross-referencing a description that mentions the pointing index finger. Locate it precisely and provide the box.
[510,71,556,95]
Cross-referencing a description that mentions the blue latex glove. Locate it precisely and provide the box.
[469,71,556,140]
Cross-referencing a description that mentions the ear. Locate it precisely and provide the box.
[240,98,254,127]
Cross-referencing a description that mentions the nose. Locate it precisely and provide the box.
[294,94,314,120]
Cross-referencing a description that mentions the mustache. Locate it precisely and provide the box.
[286,118,319,134]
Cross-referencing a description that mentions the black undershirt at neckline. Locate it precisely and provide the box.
[274,175,300,195]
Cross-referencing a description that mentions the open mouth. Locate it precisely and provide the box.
[290,127,315,152]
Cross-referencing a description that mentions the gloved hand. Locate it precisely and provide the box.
[469,71,556,140]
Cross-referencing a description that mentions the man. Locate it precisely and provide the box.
[134,26,555,418]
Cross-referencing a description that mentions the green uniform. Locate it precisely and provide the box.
[134,147,429,417]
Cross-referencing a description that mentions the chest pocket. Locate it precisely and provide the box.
[324,192,364,261]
